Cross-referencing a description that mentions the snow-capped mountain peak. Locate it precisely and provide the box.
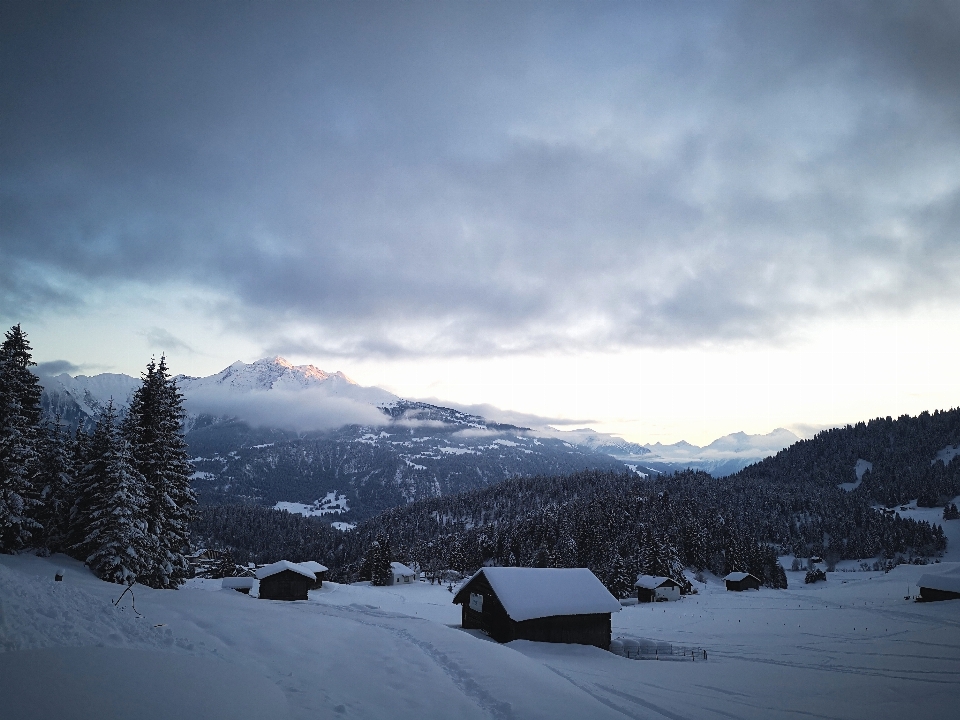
[182,356,344,393]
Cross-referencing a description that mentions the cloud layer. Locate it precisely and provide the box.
[3,2,960,357]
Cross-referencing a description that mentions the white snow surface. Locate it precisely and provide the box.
[723,571,756,582]
[3,553,960,719]
[840,459,872,491]
[255,560,315,581]
[274,492,349,518]
[467,567,621,622]
[297,561,328,575]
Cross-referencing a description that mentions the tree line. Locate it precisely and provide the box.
[0,325,195,588]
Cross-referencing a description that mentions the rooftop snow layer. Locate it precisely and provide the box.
[298,561,328,574]
[917,570,960,594]
[391,562,415,576]
[724,572,757,582]
[221,577,255,590]
[255,560,315,580]
[458,567,621,622]
[634,575,678,589]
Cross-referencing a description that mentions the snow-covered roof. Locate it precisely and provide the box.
[221,577,255,589]
[455,567,621,622]
[917,572,960,594]
[255,560,316,580]
[724,572,758,582]
[634,575,679,590]
[298,561,328,574]
[391,562,415,576]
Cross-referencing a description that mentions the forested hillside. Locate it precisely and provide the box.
[742,409,960,507]
[192,409,960,597]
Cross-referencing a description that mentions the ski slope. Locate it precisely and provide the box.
[1,552,959,719]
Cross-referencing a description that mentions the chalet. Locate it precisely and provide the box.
[634,575,681,603]
[221,577,255,594]
[298,561,329,589]
[917,571,960,602]
[255,560,316,601]
[453,567,621,650]
[724,572,761,591]
[390,562,416,585]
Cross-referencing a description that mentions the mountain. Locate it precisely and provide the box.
[178,357,398,406]
[640,428,801,477]
[38,357,636,520]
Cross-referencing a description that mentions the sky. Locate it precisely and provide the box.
[3,1,960,445]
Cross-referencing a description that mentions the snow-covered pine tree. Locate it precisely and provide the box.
[124,357,196,589]
[0,324,44,552]
[36,414,75,555]
[367,538,392,585]
[79,400,150,585]
[66,424,94,554]
[605,551,635,598]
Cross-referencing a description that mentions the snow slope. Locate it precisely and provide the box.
[3,552,959,720]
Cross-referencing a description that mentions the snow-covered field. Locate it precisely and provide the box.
[2,551,959,719]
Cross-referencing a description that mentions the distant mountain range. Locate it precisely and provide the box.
[37,357,799,520]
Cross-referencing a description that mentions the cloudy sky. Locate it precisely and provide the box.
[3,1,960,444]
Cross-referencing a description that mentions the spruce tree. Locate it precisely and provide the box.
[36,414,74,555]
[125,357,196,589]
[77,401,150,585]
[0,324,44,552]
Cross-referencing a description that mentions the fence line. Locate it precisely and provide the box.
[611,636,708,661]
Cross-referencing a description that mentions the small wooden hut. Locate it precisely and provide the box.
[634,575,681,603]
[390,562,416,585]
[297,561,329,589]
[917,572,960,602]
[724,572,761,592]
[453,567,621,650]
[255,560,316,601]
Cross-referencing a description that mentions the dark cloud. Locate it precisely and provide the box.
[3,1,960,356]
[34,359,82,376]
[143,327,194,354]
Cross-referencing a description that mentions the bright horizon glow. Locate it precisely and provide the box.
[21,297,960,447]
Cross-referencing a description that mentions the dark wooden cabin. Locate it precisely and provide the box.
[724,572,761,591]
[917,572,960,602]
[255,560,316,601]
[453,567,621,650]
[298,561,328,590]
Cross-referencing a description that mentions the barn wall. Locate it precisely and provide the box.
[920,586,960,602]
[259,570,310,600]
[514,613,612,650]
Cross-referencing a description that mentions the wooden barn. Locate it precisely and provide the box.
[255,560,316,601]
[917,571,960,602]
[634,575,682,603]
[390,562,416,585]
[453,567,621,650]
[724,572,761,592]
[297,561,329,589]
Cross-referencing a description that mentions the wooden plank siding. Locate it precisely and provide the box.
[258,569,310,601]
[456,571,613,650]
